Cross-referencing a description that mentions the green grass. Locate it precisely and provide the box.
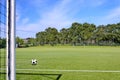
[1,46,120,80]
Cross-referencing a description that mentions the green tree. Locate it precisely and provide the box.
[27,38,36,46]
[36,31,47,45]
[60,28,69,44]
[16,37,24,47]
[45,27,58,46]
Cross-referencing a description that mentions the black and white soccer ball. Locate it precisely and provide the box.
[31,59,37,65]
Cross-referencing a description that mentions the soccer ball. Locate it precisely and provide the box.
[31,59,37,65]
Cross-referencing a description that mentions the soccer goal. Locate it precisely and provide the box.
[0,0,16,80]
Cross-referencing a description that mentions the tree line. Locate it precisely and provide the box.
[36,22,120,46]
[0,22,120,48]
[0,37,36,48]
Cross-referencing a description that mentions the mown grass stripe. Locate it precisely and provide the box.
[1,68,120,73]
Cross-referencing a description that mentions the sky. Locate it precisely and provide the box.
[16,0,120,38]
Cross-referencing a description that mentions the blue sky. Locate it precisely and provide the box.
[16,0,120,38]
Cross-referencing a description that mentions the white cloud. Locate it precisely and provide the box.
[29,0,106,29]
[17,0,84,31]
[16,0,115,38]
[37,0,84,30]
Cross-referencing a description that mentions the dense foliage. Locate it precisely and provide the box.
[36,22,120,46]
[1,22,120,48]
[0,38,6,48]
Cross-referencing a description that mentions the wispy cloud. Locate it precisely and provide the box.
[16,0,119,38]
[35,0,106,30]
[17,0,84,31]
[37,0,85,29]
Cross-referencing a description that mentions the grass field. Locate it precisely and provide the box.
[1,46,120,80]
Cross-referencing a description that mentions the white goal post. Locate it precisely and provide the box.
[6,0,16,80]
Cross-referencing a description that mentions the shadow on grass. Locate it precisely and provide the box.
[0,72,62,80]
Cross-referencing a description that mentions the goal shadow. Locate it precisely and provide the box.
[0,72,62,80]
